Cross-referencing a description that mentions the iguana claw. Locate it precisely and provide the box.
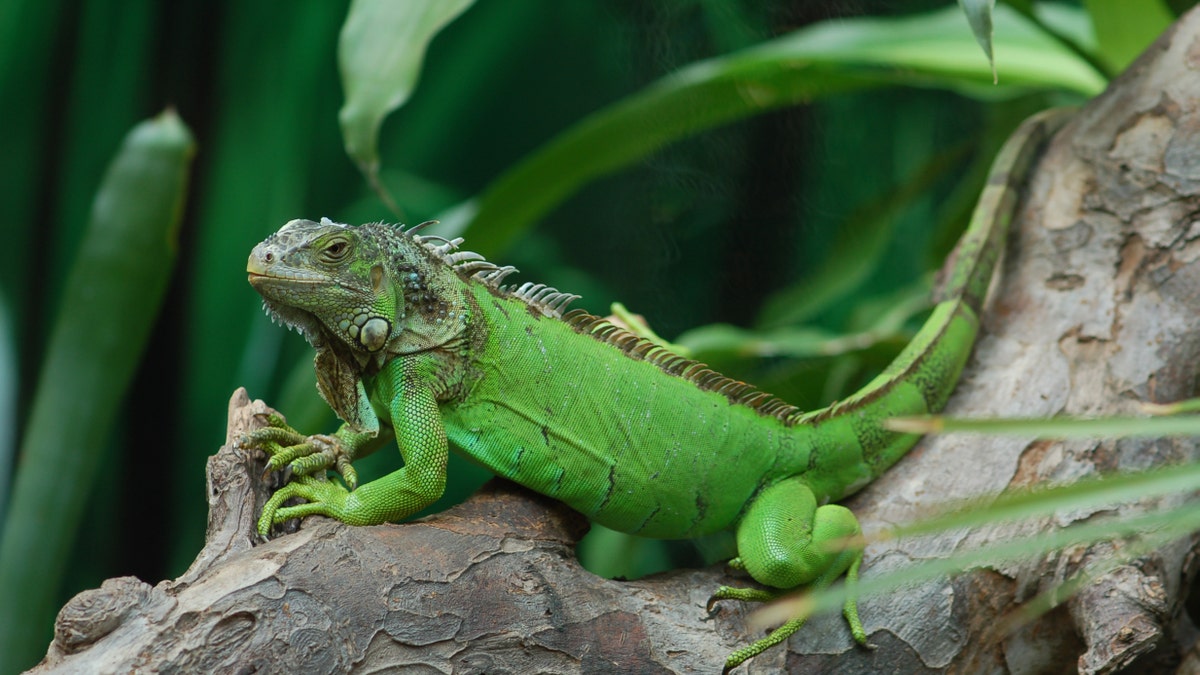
[707,586,814,674]
[707,585,775,613]
[242,417,359,490]
[257,473,354,537]
[708,557,874,673]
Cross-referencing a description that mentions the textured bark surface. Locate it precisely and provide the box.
[828,7,1200,673]
[28,7,1200,675]
[33,390,744,673]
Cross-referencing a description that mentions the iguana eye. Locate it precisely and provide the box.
[320,238,351,263]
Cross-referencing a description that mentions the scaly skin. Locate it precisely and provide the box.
[243,109,1071,671]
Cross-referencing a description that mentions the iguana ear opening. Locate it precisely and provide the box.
[370,264,385,293]
[360,317,391,352]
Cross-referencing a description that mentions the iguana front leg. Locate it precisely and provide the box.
[710,477,869,673]
[249,363,449,536]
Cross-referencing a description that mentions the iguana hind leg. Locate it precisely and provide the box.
[710,477,870,672]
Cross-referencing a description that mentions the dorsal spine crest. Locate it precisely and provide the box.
[559,309,803,425]
[376,221,804,424]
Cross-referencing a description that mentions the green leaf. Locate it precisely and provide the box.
[957,0,997,82]
[438,4,1104,255]
[771,408,1200,635]
[0,110,194,673]
[747,410,1200,633]
[1083,0,1174,72]
[49,0,154,281]
[679,283,928,360]
[888,462,1200,540]
[339,0,474,180]
[755,494,1199,632]
[1143,397,1200,415]
[177,0,345,570]
[886,412,1200,438]
[0,291,14,520]
[679,324,844,358]
[0,0,68,336]
[756,141,970,328]
[751,460,1200,632]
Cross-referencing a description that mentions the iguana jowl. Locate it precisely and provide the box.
[244,109,1070,671]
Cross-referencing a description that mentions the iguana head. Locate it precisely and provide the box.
[247,218,472,364]
[248,218,477,431]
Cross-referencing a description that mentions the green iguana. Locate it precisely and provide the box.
[243,109,1070,671]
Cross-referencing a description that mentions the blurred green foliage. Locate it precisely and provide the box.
[0,0,1185,670]
[0,111,194,666]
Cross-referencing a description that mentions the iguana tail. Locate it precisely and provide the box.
[719,109,1073,675]
[798,108,1073,485]
[938,107,1074,314]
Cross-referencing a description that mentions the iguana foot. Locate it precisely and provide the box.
[242,413,358,489]
[721,617,808,674]
[707,585,798,673]
[708,549,873,672]
[708,583,873,673]
[707,584,777,610]
[257,473,354,536]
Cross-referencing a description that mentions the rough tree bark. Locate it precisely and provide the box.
[29,7,1200,675]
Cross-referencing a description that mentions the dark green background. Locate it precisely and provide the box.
[3,0,1180,668]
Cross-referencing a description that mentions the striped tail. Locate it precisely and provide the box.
[939,107,1075,314]
[799,108,1073,483]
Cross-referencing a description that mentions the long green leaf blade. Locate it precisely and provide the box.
[176,0,344,571]
[756,503,1200,631]
[754,464,1200,630]
[0,110,194,673]
[0,0,68,349]
[437,4,1104,254]
[886,413,1200,438]
[886,462,1200,541]
[0,291,13,519]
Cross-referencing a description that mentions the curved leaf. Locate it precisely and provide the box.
[957,0,997,81]
[437,4,1105,254]
[885,412,1200,437]
[339,0,474,177]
